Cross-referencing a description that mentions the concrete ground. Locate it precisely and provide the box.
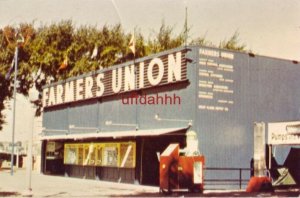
[0,168,159,197]
[0,168,299,197]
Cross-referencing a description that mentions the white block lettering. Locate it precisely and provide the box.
[112,68,122,93]
[76,78,84,100]
[96,73,105,96]
[42,88,49,107]
[56,84,64,104]
[48,87,56,106]
[85,76,94,99]
[65,81,74,102]
[124,65,135,91]
[139,62,144,89]
[148,58,164,86]
[168,52,182,82]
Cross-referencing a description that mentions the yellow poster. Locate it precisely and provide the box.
[64,142,136,168]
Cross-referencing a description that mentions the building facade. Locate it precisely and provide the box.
[41,46,300,189]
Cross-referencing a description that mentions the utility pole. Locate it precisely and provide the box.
[184,6,188,47]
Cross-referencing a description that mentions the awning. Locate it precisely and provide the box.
[40,127,187,141]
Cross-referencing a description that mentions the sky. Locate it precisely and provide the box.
[0,0,299,141]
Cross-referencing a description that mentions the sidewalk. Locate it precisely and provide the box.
[1,168,300,197]
[0,168,159,197]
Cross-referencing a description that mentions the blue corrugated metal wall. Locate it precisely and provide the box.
[43,46,300,189]
[43,106,69,131]
[196,46,300,189]
[69,100,99,129]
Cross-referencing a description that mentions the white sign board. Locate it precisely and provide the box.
[268,121,300,145]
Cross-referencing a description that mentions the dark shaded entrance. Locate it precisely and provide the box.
[41,140,65,175]
[138,131,186,186]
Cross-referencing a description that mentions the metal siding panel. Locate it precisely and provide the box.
[42,46,300,189]
[196,46,300,188]
[196,49,254,188]
[43,47,194,133]
[100,96,137,132]
[43,107,68,130]
[137,47,198,130]
[197,46,243,168]
[136,83,193,129]
[68,101,98,130]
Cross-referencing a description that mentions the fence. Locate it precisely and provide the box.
[204,167,252,189]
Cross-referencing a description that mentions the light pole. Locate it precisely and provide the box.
[10,33,24,175]
[24,86,39,196]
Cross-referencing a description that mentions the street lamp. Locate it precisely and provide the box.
[10,32,25,175]
[23,86,39,196]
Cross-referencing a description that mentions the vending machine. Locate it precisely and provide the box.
[159,131,205,194]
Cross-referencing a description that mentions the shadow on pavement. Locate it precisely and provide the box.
[44,192,68,197]
[0,192,20,197]
[111,190,300,197]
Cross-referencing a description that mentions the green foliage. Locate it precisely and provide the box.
[190,33,213,47]
[219,31,247,52]
[147,22,185,54]
[0,20,248,130]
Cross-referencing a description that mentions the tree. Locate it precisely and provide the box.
[0,21,248,130]
[147,22,185,54]
[190,32,213,47]
[219,31,247,52]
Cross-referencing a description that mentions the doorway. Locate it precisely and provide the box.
[139,133,186,186]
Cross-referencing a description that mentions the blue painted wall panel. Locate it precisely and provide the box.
[43,46,300,189]
[43,106,69,131]
[68,100,99,129]
[100,96,137,131]
[196,46,300,188]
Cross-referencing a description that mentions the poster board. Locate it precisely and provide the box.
[64,144,78,164]
[64,142,136,168]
